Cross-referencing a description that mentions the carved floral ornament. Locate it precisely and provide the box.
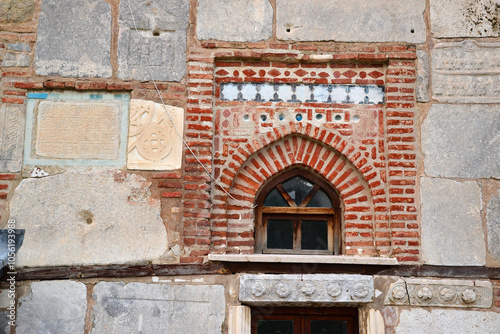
[239,274,374,305]
[385,278,493,308]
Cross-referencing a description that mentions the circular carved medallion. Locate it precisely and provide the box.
[135,125,173,161]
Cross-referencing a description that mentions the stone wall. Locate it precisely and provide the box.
[0,0,499,333]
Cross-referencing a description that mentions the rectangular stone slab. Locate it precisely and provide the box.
[0,105,25,172]
[117,0,189,82]
[430,0,500,38]
[276,0,426,43]
[432,41,500,103]
[24,92,129,167]
[34,0,112,78]
[91,282,225,333]
[422,104,500,178]
[240,274,374,305]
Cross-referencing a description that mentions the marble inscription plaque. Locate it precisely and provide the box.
[24,92,129,166]
[127,99,184,170]
[0,105,25,172]
[36,102,119,159]
[432,40,500,103]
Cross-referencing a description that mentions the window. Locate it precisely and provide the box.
[255,169,342,255]
[251,307,358,334]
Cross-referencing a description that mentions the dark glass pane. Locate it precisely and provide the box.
[307,189,333,207]
[282,176,314,206]
[264,188,289,207]
[310,320,348,334]
[301,220,328,250]
[267,220,293,249]
[257,320,294,334]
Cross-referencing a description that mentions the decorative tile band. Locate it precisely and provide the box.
[220,83,385,104]
[239,274,374,305]
[385,278,493,308]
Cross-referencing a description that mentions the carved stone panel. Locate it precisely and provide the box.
[24,92,129,167]
[0,105,25,172]
[385,278,493,308]
[239,274,374,305]
[127,99,184,170]
[432,41,500,103]
[117,0,189,82]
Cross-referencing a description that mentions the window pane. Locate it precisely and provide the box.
[267,220,293,249]
[282,176,313,206]
[310,320,348,334]
[306,189,333,207]
[257,320,294,334]
[301,220,328,250]
[264,188,289,207]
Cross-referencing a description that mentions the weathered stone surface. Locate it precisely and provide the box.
[128,100,184,170]
[0,0,36,23]
[7,43,31,52]
[117,0,189,81]
[276,0,426,42]
[416,50,429,102]
[240,274,374,305]
[25,92,129,167]
[34,0,112,78]
[1,52,30,67]
[0,105,25,172]
[430,0,500,38]
[420,178,485,266]
[386,278,492,308]
[16,281,87,334]
[0,311,11,334]
[422,104,500,178]
[396,309,500,334]
[91,282,225,333]
[10,170,167,267]
[432,41,500,103]
[197,0,273,42]
[487,189,500,264]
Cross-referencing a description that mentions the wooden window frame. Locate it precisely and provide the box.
[251,306,359,334]
[255,169,343,255]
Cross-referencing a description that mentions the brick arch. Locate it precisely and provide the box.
[216,122,381,190]
[211,134,389,257]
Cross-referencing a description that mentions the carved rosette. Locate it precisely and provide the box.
[385,278,492,308]
[240,274,374,305]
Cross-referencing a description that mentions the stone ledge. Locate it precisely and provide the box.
[208,254,398,265]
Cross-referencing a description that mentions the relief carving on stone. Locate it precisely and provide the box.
[432,40,500,103]
[127,99,183,170]
[239,274,374,305]
[0,105,25,172]
[384,278,493,308]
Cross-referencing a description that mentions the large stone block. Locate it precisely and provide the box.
[396,309,500,334]
[197,0,273,42]
[416,50,429,102]
[9,170,167,267]
[0,0,36,23]
[34,0,112,78]
[91,282,225,333]
[422,104,500,178]
[0,105,25,172]
[432,41,500,103]
[127,100,184,170]
[276,0,426,42]
[117,0,189,81]
[240,274,374,305]
[16,281,87,334]
[420,178,485,266]
[430,0,500,38]
[0,311,10,334]
[487,189,500,264]
[24,92,129,167]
